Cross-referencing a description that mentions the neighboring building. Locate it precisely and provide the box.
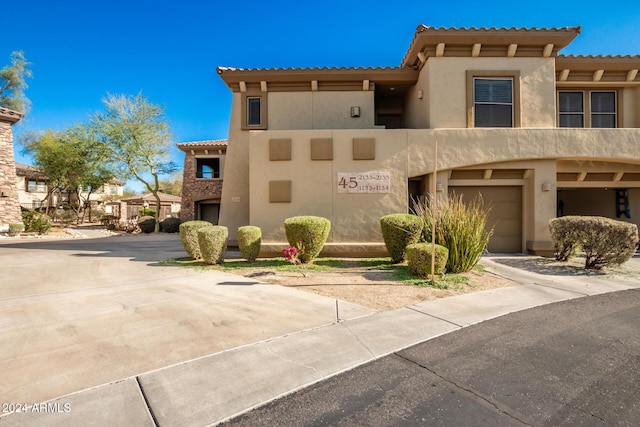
[15,162,125,211]
[120,191,182,220]
[0,107,23,230]
[178,140,227,224]
[215,25,640,255]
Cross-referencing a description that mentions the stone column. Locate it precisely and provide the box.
[0,107,24,231]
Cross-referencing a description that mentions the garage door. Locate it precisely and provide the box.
[449,186,522,253]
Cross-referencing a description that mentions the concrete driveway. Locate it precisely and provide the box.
[0,233,373,405]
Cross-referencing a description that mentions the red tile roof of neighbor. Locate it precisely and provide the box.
[177,140,228,149]
[120,192,182,203]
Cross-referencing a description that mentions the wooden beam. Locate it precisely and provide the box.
[543,44,554,57]
[204,149,209,155]
[363,80,370,91]
[483,169,493,180]
[260,81,268,92]
[239,81,246,93]
[471,44,481,57]
[614,172,624,182]
[523,170,533,180]
[435,43,445,57]
[559,69,570,81]
[417,52,427,63]
[311,80,318,91]
[627,69,638,82]
[507,44,518,57]
[577,172,587,182]
[593,70,604,82]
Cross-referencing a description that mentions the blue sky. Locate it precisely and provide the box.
[3,0,639,191]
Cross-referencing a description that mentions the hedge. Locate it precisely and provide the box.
[179,220,214,259]
[137,215,156,234]
[197,226,228,265]
[238,226,261,262]
[160,217,181,233]
[283,216,331,263]
[406,242,449,277]
[380,213,423,263]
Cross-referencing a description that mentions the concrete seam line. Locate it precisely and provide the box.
[406,306,464,328]
[135,377,159,427]
[394,353,535,426]
[531,281,591,296]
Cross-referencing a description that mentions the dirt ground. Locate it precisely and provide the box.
[238,262,519,311]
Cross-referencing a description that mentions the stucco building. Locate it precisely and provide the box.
[213,25,640,255]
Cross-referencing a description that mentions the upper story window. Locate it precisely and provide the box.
[27,180,46,192]
[467,71,521,128]
[558,90,616,128]
[196,158,221,179]
[241,92,268,130]
[473,78,513,127]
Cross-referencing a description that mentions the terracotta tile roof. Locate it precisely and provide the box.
[15,162,47,178]
[217,66,404,73]
[558,54,640,59]
[414,25,582,33]
[0,107,25,124]
[121,192,182,203]
[177,140,228,152]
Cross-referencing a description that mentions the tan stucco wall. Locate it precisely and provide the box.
[268,91,375,130]
[218,93,250,243]
[414,57,557,129]
[404,67,430,129]
[248,130,408,243]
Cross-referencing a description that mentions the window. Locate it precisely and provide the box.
[558,90,616,128]
[247,97,262,126]
[241,93,267,130]
[27,180,45,192]
[473,78,513,127]
[467,71,520,128]
[591,91,616,128]
[558,91,584,127]
[196,158,221,179]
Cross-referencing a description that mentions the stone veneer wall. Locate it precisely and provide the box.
[180,152,223,221]
[0,112,23,229]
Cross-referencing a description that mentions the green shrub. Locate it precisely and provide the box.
[160,217,181,233]
[238,225,261,262]
[283,216,331,263]
[22,210,52,235]
[58,209,78,226]
[8,223,24,237]
[197,226,228,265]
[179,220,213,259]
[406,242,449,277]
[139,207,156,217]
[549,216,581,261]
[574,216,637,270]
[380,213,423,263]
[413,194,493,273]
[137,215,156,233]
[100,214,120,230]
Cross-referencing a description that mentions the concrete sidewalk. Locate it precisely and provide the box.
[2,253,638,426]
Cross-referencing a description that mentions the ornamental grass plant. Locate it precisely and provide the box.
[413,194,493,273]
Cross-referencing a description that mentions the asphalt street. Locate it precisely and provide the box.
[226,288,640,426]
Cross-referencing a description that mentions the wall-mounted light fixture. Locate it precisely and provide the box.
[436,183,444,192]
[541,182,552,192]
[417,90,423,99]
[350,106,360,118]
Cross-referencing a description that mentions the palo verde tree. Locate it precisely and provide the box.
[0,51,32,112]
[91,93,177,232]
[21,124,112,221]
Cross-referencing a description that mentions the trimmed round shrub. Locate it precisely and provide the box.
[197,226,228,265]
[8,223,24,237]
[576,216,637,270]
[406,242,449,277]
[139,207,156,217]
[238,225,261,262]
[137,215,156,234]
[179,220,214,259]
[549,216,581,261]
[160,217,181,233]
[283,216,331,263]
[380,213,423,263]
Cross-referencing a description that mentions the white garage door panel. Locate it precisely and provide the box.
[449,186,523,253]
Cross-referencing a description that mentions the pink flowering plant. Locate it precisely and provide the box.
[283,242,307,277]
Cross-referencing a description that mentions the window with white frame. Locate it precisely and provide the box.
[473,78,514,127]
[558,90,616,128]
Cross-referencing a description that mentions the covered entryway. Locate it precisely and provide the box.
[449,186,523,253]
[198,202,220,224]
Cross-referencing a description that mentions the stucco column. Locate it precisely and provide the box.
[526,160,557,256]
[0,108,25,230]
